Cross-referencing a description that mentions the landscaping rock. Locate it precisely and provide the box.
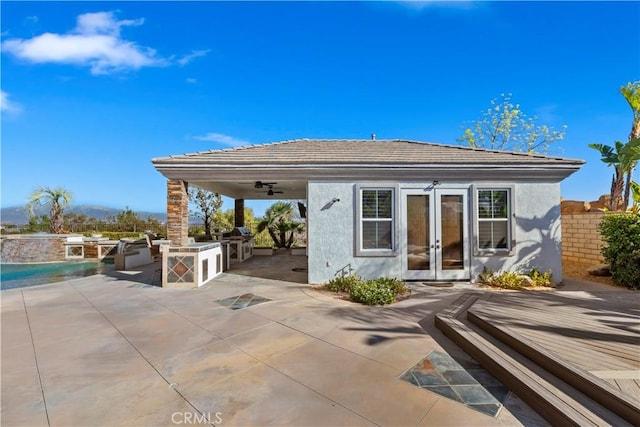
[587,264,611,277]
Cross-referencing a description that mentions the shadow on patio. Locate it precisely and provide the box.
[225,253,308,284]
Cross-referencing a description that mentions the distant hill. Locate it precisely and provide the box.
[0,204,167,225]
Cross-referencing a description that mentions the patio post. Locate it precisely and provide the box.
[167,179,189,246]
[234,199,245,227]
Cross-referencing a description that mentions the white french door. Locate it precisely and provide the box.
[401,188,470,281]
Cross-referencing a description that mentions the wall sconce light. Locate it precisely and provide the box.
[321,198,341,211]
[424,181,440,191]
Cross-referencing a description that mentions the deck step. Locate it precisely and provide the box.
[467,303,640,426]
[434,295,632,426]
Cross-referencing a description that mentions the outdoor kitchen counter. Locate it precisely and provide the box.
[167,241,221,252]
[162,241,225,288]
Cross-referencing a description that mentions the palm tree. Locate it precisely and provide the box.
[256,201,304,248]
[589,139,640,211]
[621,81,640,207]
[27,186,72,234]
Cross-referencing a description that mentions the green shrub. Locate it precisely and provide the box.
[527,268,553,287]
[479,266,495,283]
[478,268,527,289]
[327,274,361,293]
[479,267,554,289]
[599,213,640,289]
[83,231,142,240]
[349,280,396,305]
[371,277,408,295]
[488,271,527,289]
[327,275,407,305]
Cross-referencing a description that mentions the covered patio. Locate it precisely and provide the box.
[152,138,583,287]
[226,251,309,284]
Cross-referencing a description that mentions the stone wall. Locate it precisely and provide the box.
[0,235,66,263]
[561,211,605,265]
[167,179,189,246]
[83,241,99,259]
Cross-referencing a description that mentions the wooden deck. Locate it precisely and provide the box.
[435,289,640,425]
[468,291,640,398]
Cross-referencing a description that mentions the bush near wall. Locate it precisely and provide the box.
[599,213,640,289]
[326,275,408,305]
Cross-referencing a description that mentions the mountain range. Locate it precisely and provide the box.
[0,204,167,225]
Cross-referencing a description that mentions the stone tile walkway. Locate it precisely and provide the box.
[215,293,271,310]
[401,351,508,417]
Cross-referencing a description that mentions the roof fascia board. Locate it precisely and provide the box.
[154,165,582,182]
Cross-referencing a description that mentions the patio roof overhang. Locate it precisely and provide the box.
[152,139,585,200]
[152,163,585,199]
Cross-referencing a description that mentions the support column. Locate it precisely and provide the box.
[167,179,189,246]
[234,199,245,227]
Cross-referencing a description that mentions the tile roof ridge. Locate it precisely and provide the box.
[172,138,305,157]
[163,138,582,164]
[400,140,581,162]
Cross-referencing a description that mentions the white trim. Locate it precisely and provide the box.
[354,184,399,257]
[400,187,470,281]
[472,184,516,256]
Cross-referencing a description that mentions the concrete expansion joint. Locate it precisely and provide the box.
[134,290,379,424]
[67,285,210,418]
[21,290,51,426]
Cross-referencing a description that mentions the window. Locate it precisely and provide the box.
[357,187,395,255]
[476,188,512,252]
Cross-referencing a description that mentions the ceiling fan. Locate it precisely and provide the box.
[256,184,283,196]
[253,180,277,189]
[265,188,283,196]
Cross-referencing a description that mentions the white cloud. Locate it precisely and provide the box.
[193,132,250,147]
[186,77,197,84]
[74,11,143,36]
[1,90,22,115]
[1,11,167,75]
[178,49,210,66]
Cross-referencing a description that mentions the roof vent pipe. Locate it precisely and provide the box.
[371,133,376,140]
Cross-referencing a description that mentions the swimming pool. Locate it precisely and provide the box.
[0,261,113,291]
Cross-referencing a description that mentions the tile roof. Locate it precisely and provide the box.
[154,139,584,166]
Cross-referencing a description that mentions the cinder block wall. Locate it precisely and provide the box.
[561,211,605,265]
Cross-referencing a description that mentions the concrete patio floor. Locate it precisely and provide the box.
[1,260,633,426]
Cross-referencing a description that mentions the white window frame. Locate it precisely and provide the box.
[473,185,515,256]
[355,185,398,257]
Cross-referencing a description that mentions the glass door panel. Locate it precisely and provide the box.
[406,195,430,271]
[439,195,464,271]
[402,188,470,281]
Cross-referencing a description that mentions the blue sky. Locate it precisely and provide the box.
[2,1,639,218]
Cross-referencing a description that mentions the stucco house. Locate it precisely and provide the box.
[152,139,583,285]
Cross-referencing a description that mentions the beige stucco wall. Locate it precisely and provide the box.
[561,211,605,265]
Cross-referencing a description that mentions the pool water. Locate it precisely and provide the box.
[0,261,113,291]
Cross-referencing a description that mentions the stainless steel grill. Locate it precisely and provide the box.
[223,227,253,242]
